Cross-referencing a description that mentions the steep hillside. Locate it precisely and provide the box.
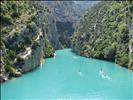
[0,1,57,82]
[71,1,133,70]
[44,1,79,47]
[45,1,97,47]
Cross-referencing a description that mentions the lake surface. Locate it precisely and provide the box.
[1,49,133,100]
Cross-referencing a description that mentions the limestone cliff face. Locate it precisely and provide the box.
[20,36,45,73]
[31,1,62,50]
[44,1,82,47]
[46,14,62,49]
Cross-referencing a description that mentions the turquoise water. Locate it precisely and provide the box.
[1,49,133,100]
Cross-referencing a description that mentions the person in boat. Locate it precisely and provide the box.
[78,69,82,76]
[100,68,106,76]
[100,69,111,80]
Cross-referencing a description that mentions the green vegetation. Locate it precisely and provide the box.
[71,1,133,70]
[44,37,55,58]
[32,41,40,50]
[0,14,13,25]
[1,1,28,25]
[0,1,55,81]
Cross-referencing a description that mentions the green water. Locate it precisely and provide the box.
[1,49,133,100]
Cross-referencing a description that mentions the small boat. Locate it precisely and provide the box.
[99,70,111,80]
[78,70,82,76]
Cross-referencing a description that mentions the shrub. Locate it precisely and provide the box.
[11,11,20,18]
[104,45,116,61]
[116,50,129,67]
[0,14,13,25]
[24,37,32,46]
[27,22,38,34]
[0,40,5,49]
[44,38,54,58]
[118,22,127,32]
[32,41,40,50]
[8,50,16,59]
[0,3,8,14]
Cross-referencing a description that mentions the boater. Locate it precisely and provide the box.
[100,69,111,80]
[100,69,107,77]
[99,69,107,78]
[78,70,82,76]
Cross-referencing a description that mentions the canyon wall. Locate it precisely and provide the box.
[71,1,133,70]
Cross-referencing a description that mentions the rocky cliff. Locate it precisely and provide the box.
[71,1,133,70]
[44,1,78,47]
[0,1,56,82]
[44,1,97,47]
